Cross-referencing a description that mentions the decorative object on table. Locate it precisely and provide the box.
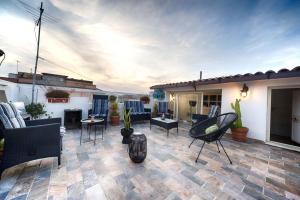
[64,109,82,129]
[80,119,104,145]
[230,99,249,142]
[128,132,147,163]
[189,112,237,164]
[121,109,133,144]
[109,95,120,125]
[25,103,47,119]
[161,113,165,120]
[140,95,150,104]
[0,49,5,66]
[189,100,197,122]
[90,115,95,122]
[46,90,70,103]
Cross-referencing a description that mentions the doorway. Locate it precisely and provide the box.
[270,88,300,147]
[175,92,202,122]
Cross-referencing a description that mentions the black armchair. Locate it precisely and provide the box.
[189,113,237,164]
[0,118,61,179]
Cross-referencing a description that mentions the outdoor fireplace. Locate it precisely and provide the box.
[64,109,82,129]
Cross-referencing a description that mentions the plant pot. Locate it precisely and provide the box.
[231,127,249,142]
[121,128,134,144]
[110,115,120,125]
[47,98,69,103]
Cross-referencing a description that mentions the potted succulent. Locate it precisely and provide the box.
[46,90,70,103]
[110,95,120,125]
[25,103,47,119]
[140,96,150,104]
[121,109,134,144]
[230,99,249,142]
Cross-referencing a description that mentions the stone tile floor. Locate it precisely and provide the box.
[1,123,300,200]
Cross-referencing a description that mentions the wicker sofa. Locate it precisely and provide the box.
[124,100,151,122]
[0,102,61,179]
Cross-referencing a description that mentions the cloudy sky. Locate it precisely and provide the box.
[0,0,300,93]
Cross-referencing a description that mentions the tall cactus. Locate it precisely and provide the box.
[231,99,243,128]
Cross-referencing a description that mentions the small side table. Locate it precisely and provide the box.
[80,119,104,145]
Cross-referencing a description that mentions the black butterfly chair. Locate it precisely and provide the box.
[189,112,237,164]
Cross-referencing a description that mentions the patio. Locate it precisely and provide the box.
[0,123,300,200]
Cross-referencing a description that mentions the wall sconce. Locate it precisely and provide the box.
[0,49,5,66]
[240,83,249,98]
[169,93,175,102]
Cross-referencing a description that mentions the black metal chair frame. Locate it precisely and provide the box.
[0,118,62,179]
[189,113,237,164]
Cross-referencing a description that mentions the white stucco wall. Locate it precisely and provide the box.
[162,77,300,142]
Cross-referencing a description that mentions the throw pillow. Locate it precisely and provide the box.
[205,124,219,134]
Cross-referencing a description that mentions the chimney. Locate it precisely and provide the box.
[200,71,202,80]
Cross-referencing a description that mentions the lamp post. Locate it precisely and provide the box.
[0,49,5,66]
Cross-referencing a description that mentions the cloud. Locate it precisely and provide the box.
[0,0,300,93]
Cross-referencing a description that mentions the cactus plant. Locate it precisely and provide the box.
[231,99,242,128]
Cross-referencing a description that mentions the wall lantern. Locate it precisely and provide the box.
[0,49,5,66]
[240,83,249,98]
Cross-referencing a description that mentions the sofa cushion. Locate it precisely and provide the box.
[0,105,13,129]
[9,103,26,128]
[0,103,20,128]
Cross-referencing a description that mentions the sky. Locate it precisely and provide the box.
[0,0,300,93]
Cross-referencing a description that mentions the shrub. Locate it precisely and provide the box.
[25,103,47,119]
[110,102,119,117]
[140,96,150,104]
[109,95,117,102]
[46,90,69,98]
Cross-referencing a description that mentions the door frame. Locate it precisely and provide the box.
[266,85,300,152]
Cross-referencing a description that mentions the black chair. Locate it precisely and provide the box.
[0,118,61,179]
[189,112,237,164]
[192,105,220,125]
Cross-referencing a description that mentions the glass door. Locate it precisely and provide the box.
[177,93,202,121]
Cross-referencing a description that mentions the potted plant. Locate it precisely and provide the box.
[109,95,117,103]
[46,90,70,103]
[152,102,158,117]
[230,99,249,142]
[140,96,150,104]
[121,109,134,144]
[110,95,120,125]
[25,103,47,119]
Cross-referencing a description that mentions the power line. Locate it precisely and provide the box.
[12,0,58,23]
[15,0,58,22]
[38,56,91,80]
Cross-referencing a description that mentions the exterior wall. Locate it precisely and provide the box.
[162,77,300,142]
